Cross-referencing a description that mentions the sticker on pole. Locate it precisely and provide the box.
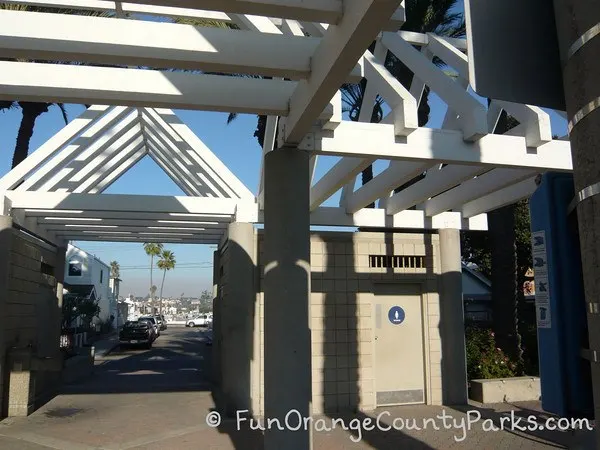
[388,306,405,325]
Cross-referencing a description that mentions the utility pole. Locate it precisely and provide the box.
[552,0,600,446]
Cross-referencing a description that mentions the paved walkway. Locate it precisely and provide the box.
[0,328,595,449]
[91,331,119,358]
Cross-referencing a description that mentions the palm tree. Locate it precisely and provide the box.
[0,3,110,169]
[157,250,176,315]
[340,0,466,201]
[143,243,163,308]
[109,260,120,279]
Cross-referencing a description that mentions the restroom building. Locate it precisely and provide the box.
[212,224,467,416]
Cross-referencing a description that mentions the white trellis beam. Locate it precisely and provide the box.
[421,168,537,216]
[5,191,242,215]
[344,161,430,214]
[145,138,201,196]
[153,109,255,200]
[293,207,487,230]
[29,210,233,222]
[397,30,467,51]
[89,147,147,194]
[70,131,145,193]
[0,61,295,115]
[144,143,195,196]
[142,118,208,197]
[65,123,142,185]
[123,0,343,23]
[41,110,140,191]
[282,0,402,144]
[257,115,278,209]
[493,101,553,148]
[79,139,146,193]
[461,177,539,218]
[1,0,233,21]
[231,13,282,33]
[5,0,407,29]
[422,32,553,148]
[37,217,228,229]
[51,232,222,244]
[310,157,375,211]
[15,106,132,191]
[338,41,387,209]
[381,32,487,141]
[385,164,485,215]
[0,106,109,192]
[47,225,224,236]
[363,51,418,136]
[300,122,573,171]
[0,10,322,79]
[143,109,236,199]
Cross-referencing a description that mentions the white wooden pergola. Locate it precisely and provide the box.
[0,0,572,248]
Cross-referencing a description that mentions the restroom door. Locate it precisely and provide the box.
[373,284,425,406]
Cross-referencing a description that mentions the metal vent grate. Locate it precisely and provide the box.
[377,389,424,405]
[369,255,425,268]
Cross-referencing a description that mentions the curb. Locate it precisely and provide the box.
[93,341,120,359]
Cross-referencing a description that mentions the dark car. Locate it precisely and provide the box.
[138,318,158,341]
[139,316,160,337]
[119,320,154,349]
[156,315,167,331]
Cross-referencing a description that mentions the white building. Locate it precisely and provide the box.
[64,244,115,324]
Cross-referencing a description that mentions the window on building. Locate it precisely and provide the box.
[100,269,103,283]
[68,261,82,276]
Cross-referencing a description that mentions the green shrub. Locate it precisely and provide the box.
[466,326,517,380]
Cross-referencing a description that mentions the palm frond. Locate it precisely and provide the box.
[56,103,69,125]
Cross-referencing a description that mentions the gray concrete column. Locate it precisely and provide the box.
[263,147,312,450]
[55,247,66,309]
[0,216,14,418]
[438,228,468,404]
[552,2,600,444]
[212,250,221,387]
[221,222,256,414]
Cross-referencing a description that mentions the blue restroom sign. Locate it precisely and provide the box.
[388,306,405,325]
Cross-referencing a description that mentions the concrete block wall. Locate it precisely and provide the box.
[214,224,261,416]
[253,230,443,416]
[0,224,62,418]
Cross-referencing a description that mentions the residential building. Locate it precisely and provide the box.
[64,244,114,324]
[462,263,492,322]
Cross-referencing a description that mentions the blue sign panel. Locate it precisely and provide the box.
[388,306,405,325]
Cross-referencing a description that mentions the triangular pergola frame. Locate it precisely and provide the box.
[0,106,256,245]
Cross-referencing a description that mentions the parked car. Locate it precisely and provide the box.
[137,318,158,341]
[186,314,210,327]
[119,320,154,349]
[155,315,167,331]
[139,316,160,336]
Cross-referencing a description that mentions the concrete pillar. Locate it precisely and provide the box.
[212,250,221,387]
[6,349,35,417]
[263,147,312,450]
[55,247,66,333]
[438,228,468,404]
[0,216,13,417]
[552,3,600,446]
[221,222,256,414]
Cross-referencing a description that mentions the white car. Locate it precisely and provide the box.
[186,314,211,327]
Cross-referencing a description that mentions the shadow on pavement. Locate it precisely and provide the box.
[60,328,212,395]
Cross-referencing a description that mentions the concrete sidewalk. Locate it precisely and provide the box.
[91,331,119,358]
[1,328,594,449]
